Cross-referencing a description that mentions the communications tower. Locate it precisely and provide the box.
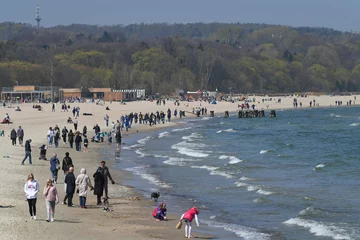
[35,5,41,32]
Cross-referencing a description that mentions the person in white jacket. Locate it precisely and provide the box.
[24,173,39,220]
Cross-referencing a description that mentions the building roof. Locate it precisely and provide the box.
[60,88,81,93]
[89,88,111,93]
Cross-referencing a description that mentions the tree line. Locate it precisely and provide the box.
[1,21,360,94]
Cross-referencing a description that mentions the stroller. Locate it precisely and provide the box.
[39,145,47,160]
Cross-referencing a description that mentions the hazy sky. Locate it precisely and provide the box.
[1,0,359,31]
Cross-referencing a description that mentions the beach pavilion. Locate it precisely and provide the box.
[1,85,63,102]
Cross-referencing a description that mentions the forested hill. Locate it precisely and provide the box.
[1,21,360,94]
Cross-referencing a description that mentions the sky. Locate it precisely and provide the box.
[0,0,359,32]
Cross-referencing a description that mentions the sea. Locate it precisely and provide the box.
[109,106,360,240]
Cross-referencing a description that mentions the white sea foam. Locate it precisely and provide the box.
[253,198,263,203]
[163,157,198,167]
[171,141,209,158]
[137,136,152,145]
[178,148,209,158]
[256,189,274,195]
[182,132,202,141]
[330,113,342,118]
[192,165,233,179]
[135,149,147,157]
[202,117,211,121]
[349,122,360,127]
[202,220,271,240]
[217,128,236,134]
[260,150,269,154]
[209,215,216,220]
[124,166,171,189]
[158,131,170,138]
[172,127,192,132]
[219,155,243,164]
[240,177,253,181]
[122,146,132,150]
[154,155,168,158]
[284,218,352,240]
[313,164,326,170]
[236,182,274,195]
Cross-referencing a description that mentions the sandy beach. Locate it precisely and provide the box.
[0,94,359,240]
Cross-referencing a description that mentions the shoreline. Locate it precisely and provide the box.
[0,96,359,239]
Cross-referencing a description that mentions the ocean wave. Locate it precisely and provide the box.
[284,218,352,240]
[219,155,243,164]
[192,165,234,179]
[240,177,254,181]
[158,131,170,138]
[138,136,152,145]
[253,197,264,203]
[171,141,209,158]
[182,132,202,141]
[172,127,192,132]
[299,207,325,218]
[260,150,269,154]
[216,128,237,134]
[349,122,360,127]
[235,181,274,195]
[135,149,147,158]
[330,113,342,118]
[313,164,326,170]
[163,157,198,167]
[202,220,271,240]
[124,166,171,189]
[202,117,211,121]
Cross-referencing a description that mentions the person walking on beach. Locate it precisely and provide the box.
[75,132,82,151]
[24,173,39,220]
[76,168,93,209]
[43,179,59,222]
[17,126,24,146]
[63,167,75,207]
[73,118,78,131]
[82,126,87,137]
[10,128,17,145]
[52,103,55,112]
[83,136,89,152]
[21,139,32,165]
[93,167,105,205]
[50,153,60,184]
[104,114,109,127]
[54,130,60,148]
[72,107,76,117]
[97,161,115,200]
[47,127,54,147]
[61,126,68,143]
[115,128,122,149]
[68,130,74,148]
[180,207,200,239]
[62,152,73,176]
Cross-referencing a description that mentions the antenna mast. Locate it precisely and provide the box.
[35,5,41,32]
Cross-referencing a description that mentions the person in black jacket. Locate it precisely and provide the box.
[63,167,76,206]
[93,168,105,205]
[21,139,32,165]
[68,130,74,148]
[74,132,82,151]
[62,152,73,176]
[61,126,68,143]
[10,129,17,145]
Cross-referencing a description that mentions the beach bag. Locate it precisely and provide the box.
[176,221,182,229]
[56,159,61,170]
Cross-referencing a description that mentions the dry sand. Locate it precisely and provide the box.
[0,94,358,239]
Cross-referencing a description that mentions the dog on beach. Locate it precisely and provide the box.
[151,192,160,201]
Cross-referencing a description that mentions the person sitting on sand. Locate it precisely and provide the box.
[67,117,73,124]
[15,106,21,111]
[152,202,167,221]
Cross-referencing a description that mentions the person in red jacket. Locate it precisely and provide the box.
[180,206,200,238]
[152,202,167,221]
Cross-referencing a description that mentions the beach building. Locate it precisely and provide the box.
[88,88,111,99]
[60,88,82,98]
[1,85,63,101]
[104,89,140,101]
